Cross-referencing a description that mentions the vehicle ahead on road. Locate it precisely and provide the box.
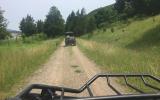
[9,73,160,100]
[65,32,76,46]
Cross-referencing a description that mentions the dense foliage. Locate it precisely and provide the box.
[36,20,44,33]
[19,6,64,38]
[19,15,36,36]
[65,0,160,36]
[0,7,9,40]
[93,0,160,29]
[65,8,96,36]
[115,0,160,16]
[94,6,118,28]
[44,6,65,38]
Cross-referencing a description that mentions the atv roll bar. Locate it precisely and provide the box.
[16,73,160,100]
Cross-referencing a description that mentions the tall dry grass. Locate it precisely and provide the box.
[78,39,160,76]
[78,15,160,92]
[78,39,160,92]
[0,38,62,98]
[79,15,160,76]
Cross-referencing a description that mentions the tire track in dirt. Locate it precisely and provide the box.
[72,46,117,96]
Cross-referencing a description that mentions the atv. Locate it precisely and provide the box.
[8,73,160,100]
[65,32,76,46]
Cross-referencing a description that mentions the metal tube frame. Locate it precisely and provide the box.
[15,73,160,100]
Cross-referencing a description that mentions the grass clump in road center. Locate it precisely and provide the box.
[75,69,82,73]
[71,65,82,73]
[71,65,79,68]
[0,37,62,98]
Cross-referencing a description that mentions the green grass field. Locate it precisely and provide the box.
[78,15,160,91]
[0,37,62,98]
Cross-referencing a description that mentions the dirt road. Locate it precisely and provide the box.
[23,42,123,97]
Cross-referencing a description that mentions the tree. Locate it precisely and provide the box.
[79,8,87,34]
[86,17,96,33]
[76,10,80,16]
[19,15,36,36]
[65,14,71,32]
[123,1,135,17]
[114,0,125,13]
[0,7,8,40]
[65,8,88,36]
[95,6,118,28]
[81,8,86,16]
[65,11,76,32]
[74,8,87,35]
[36,20,44,33]
[44,6,64,37]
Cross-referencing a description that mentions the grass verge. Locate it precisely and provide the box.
[0,38,62,98]
[78,39,160,75]
[78,39,160,92]
[78,15,160,92]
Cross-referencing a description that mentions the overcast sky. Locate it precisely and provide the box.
[0,0,115,30]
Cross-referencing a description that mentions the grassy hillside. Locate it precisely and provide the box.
[79,14,160,76]
[0,38,62,98]
[88,4,114,17]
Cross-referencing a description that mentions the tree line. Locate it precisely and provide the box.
[20,7,97,37]
[1,0,160,40]
[0,6,65,40]
[115,0,160,17]
[65,0,160,35]
[93,0,160,29]
[19,6,64,38]
[65,8,96,36]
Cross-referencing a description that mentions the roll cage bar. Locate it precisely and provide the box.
[13,73,160,100]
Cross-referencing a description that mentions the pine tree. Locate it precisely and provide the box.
[19,15,36,36]
[36,20,44,33]
[86,17,96,33]
[0,7,8,40]
[44,6,64,37]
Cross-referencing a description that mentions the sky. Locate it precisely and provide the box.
[0,0,115,31]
